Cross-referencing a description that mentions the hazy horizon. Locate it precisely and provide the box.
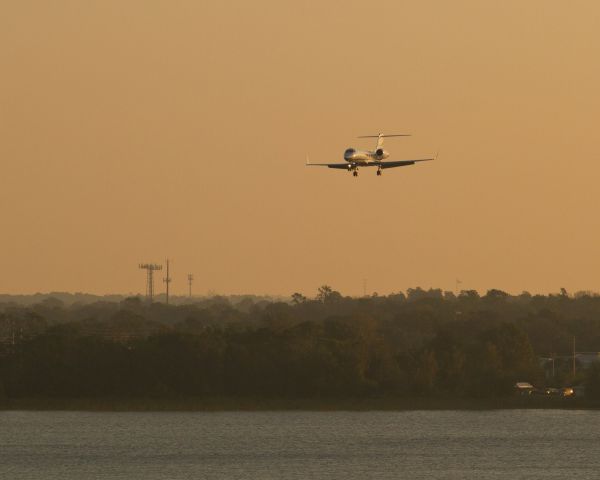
[1,285,596,300]
[3,1,600,296]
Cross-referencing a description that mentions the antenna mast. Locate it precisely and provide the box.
[163,259,172,305]
[139,263,162,303]
[455,279,462,295]
[187,274,194,298]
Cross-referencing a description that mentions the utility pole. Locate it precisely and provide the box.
[455,278,462,295]
[363,278,367,297]
[139,263,162,303]
[163,259,172,305]
[573,336,576,377]
[187,274,194,298]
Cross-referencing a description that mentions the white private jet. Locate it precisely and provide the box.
[306,133,435,177]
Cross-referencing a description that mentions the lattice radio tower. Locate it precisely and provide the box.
[139,263,162,302]
[187,273,194,298]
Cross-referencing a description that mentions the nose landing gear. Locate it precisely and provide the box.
[376,169,382,176]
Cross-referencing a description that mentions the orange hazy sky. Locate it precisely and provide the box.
[2,1,600,297]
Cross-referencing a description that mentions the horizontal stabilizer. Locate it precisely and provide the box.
[357,134,411,138]
[358,133,410,148]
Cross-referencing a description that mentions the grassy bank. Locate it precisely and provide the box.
[1,396,599,412]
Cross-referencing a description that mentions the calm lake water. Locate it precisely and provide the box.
[0,409,598,479]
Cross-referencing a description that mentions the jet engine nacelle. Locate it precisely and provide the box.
[375,148,386,160]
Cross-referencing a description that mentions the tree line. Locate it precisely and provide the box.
[1,287,600,400]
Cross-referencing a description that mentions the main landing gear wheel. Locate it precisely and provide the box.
[376,169,382,176]
[353,171,358,177]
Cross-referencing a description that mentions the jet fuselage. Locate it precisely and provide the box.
[343,147,390,166]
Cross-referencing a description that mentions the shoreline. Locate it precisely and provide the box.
[1,396,599,412]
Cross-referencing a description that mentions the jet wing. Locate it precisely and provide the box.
[379,158,434,169]
[306,163,350,170]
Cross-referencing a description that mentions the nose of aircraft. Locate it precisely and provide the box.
[344,148,355,161]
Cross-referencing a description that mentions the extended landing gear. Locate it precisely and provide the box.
[353,170,358,177]
[376,169,382,176]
